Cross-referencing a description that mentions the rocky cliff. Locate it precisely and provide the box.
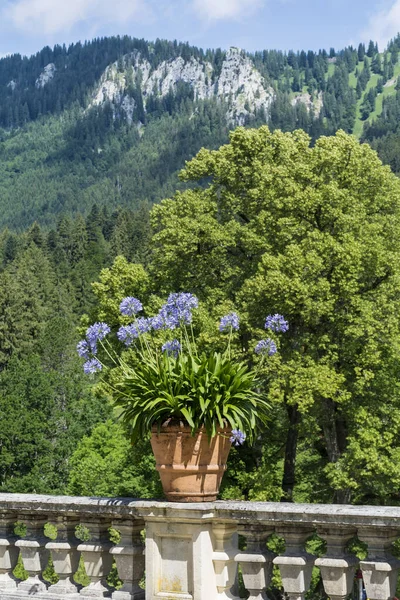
[91,47,275,126]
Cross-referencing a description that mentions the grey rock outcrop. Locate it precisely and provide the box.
[291,91,323,117]
[35,63,56,89]
[91,47,274,126]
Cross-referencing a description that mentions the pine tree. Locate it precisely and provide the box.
[372,53,382,74]
[356,79,362,99]
[367,40,376,57]
[291,70,300,92]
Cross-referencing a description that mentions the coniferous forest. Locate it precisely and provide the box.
[3,34,400,503]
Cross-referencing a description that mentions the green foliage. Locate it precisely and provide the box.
[3,33,400,505]
[13,522,26,537]
[13,554,28,581]
[44,523,58,540]
[67,420,162,498]
[90,256,150,327]
[73,557,90,587]
[149,125,400,503]
[42,556,59,585]
[113,351,269,442]
[108,528,121,544]
[75,525,91,542]
[0,35,396,232]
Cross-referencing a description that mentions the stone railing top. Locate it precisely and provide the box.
[0,493,400,529]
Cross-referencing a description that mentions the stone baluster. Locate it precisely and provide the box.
[273,526,316,600]
[15,514,49,594]
[235,525,275,600]
[315,527,358,600]
[358,526,400,600]
[77,517,113,598]
[212,522,240,600]
[0,512,19,590]
[45,516,80,595]
[110,519,144,600]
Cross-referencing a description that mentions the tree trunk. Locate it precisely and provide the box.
[281,403,301,502]
[321,397,351,504]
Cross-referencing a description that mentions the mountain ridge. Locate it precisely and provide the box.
[1,35,400,229]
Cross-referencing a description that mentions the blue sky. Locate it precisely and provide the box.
[0,0,400,57]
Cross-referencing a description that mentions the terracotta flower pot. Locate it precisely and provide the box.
[150,424,232,502]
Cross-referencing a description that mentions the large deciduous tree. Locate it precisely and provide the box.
[149,126,400,503]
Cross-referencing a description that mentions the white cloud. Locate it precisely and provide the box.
[362,0,400,50]
[192,0,264,22]
[2,0,153,36]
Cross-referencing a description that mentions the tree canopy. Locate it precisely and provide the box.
[149,126,400,503]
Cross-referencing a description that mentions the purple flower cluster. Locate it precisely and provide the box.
[255,338,277,356]
[86,322,111,352]
[162,339,181,358]
[219,312,240,332]
[265,314,289,333]
[119,297,143,317]
[230,429,246,446]
[83,358,102,374]
[150,314,166,331]
[77,340,90,359]
[77,321,110,374]
[117,318,152,347]
[158,293,199,329]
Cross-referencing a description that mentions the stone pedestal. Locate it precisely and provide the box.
[146,517,218,600]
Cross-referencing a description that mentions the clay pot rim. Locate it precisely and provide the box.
[151,423,232,436]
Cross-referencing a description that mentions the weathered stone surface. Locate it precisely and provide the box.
[315,527,358,600]
[236,525,274,600]
[90,47,274,126]
[2,494,400,528]
[0,495,399,600]
[110,519,144,600]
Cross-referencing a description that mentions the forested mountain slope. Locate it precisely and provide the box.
[2,35,400,228]
[4,34,400,501]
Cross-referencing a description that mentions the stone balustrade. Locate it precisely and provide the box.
[0,494,399,600]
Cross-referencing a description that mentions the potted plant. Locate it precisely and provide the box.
[77,293,288,502]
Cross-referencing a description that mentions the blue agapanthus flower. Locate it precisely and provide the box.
[77,340,90,359]
[117,318,152,346]
[150,314,166,331]
[83,358,102,374]
[159,292,199,329]
[264,314,289,333]
[255,338,277,356]
[86,322,111,351]
[162,339,181,358]
[230,429,246,446]
[117,324,138,346]
[119,297,143,317]
[219,312,240,332]
[135,317,152,334]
